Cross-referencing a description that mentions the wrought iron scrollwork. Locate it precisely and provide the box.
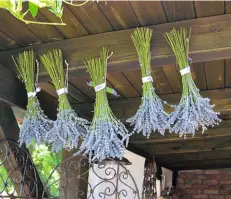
[0,139,140,199]
[42,156,140,199]
[142,162,157,199]
[0,139,39,198]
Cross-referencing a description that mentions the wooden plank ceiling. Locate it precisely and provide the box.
[1,1,231,170]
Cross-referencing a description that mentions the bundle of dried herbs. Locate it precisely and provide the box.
[40,49,89,152]
[13,50,52,146]
[126,28,169,138]
[164,27,221,137]
[76,47,130,162]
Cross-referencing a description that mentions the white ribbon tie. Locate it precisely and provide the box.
[180,66,191,76]
[142,76,153,83]
[27,87,41,98]
[95,83,106,92]
[57,87,68,96]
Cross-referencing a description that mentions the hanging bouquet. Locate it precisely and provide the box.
[126,28,169,138]
[40,49,90,152]
[76,47,130,162]
[164,27,221,137]
[12,50,53,146]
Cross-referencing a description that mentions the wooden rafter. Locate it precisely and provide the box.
[130,121,231,144]
[1,14,231,80]
[0,65,58,120]
[72,88,231,119]
[0,65,27,109]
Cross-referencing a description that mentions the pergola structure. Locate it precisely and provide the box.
[1,1,231,189]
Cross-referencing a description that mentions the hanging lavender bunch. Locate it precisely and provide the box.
[12,50,53,146]
[76,47,130,162]
[126,28,169,138]
[40,50,90,152]
[164,27,221,137]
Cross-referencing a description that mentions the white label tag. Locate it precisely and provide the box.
[95,83,106,92]
[180,66,191,76]
[56,87,68,96]
[142,76,153,83]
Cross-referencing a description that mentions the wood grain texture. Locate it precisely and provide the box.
[141,135,231,155]
[107,72,140,98]
[2,14,231,80]
[67,2,113,34]
[159,157,231,170]
[130,1,167,26]
[162,1,195,22]
[130,121,231,144]
[72,88,231,120]
[0,31,19,50]
[69,76,95,100]
[0,65,27,109]
[67,82,91,103]
[194,1,224,17]
[226,1,231,13]
[24,12,65,42]
[162,65,182,93]
[123,68,172,95]
[152,68,172,94]
[98,1,140,30]
[157,150,231,162]
[39,81,90,103]
[106,80,123,100]
[204,60,225,89]
[0,10,41,46]
[39,4,89,38]
[191,62,207,90]
[122,70,142,95]
[38,82,57,99]
[225,59,231,87]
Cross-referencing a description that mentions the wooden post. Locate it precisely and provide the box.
[59,150,89,199]
[0,101,46,198]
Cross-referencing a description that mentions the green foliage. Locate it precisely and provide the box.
[0,163,14,194]
[29,2,38,18]
[0,0,89,25]
[29,143,61,197]
[0,143,61,197]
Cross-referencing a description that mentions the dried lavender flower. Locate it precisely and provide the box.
[164,27,221,137]
[40,50,90,152]
[75,47,130,162]
[126,28,169,138]
[12,50,52,146]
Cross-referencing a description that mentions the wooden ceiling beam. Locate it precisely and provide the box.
[166,158,231,170]
[156,149,231,163]
[130,121,231,144]
[72,88,231,120]
[0,65,58,120]
[1,14,231,80]
[0,65,27,109]
[139,134,231,155]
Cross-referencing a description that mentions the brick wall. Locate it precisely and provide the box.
[176,169,231,199]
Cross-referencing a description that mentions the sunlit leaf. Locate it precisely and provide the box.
[29,1,38,18]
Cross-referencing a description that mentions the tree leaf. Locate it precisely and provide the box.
[29,2,38,18]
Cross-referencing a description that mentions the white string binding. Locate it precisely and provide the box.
[180,66,191,76]
[27,87,41,98]
[94,83,106,92]
[142,76,153,83]
[57,87,68,96]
